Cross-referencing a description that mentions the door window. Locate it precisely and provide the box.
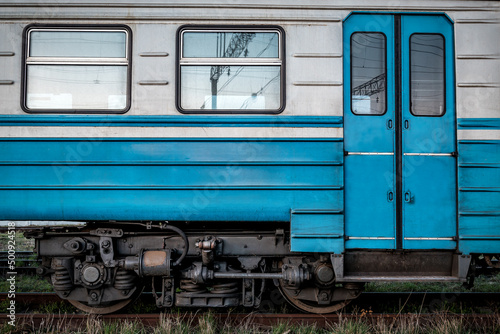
[23,28,131,112]
[410,34,445,116]
[350,32,387,115]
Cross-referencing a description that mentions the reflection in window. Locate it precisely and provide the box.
[183,32,279,58]
[179,29,283,112]
[181,66,280,110]
[29,31,127,58]
[25,28,130,112]
[410,34,445,116]
[351,32,386,115]
[27,66,127,109]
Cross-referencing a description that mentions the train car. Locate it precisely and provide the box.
[0,0,499,314]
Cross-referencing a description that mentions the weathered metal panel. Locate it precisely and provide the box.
[290,210,344,253]
[458,120,500,254]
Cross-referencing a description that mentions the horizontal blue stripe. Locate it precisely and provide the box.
[0,137,344,222]
[0,161,343,166]
[460,192,500,212]
[458,118,500,129]
[0,139,344,164]
[0,137,343,142]
[460,187,500,192]
[460,211,500,217]
[459,163,500,168]
[0,185,343,190]
[459,215,500,254]
[460,241,500,254]
[460,236,500,240]
[0,115,343,127]
[0,189,343,221]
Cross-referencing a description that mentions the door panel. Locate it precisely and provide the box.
[345,155,395,249]
[344,14,457,250]
[402,15,456,154]
[403,156,457,249]
[344,14,396,249]
[401,15,456,249]
[344,14,395,153]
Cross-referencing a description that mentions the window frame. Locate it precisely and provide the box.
[409,32,446,117]
[21,24,132,114]
[350,31,388,116]
[176,25,286,114]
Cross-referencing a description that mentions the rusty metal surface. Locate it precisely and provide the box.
[3,291,500,311]
[143,251,167,267]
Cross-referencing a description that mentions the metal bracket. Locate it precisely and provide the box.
[238,257,262,271]
[63,237,88,254]
[317,289,331,305]
[99,236,115,267]
[455,254,472,280]
[242,278,255,307]
[91,228,124,238]
[275,229,285,246]
[153,277,174,307]
[330,253,344,280]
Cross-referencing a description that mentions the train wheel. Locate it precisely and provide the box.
[68,298,133,315]
[67,285,143,315]
[278,282,363,314]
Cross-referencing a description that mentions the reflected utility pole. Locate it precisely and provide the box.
[210,32,255,109]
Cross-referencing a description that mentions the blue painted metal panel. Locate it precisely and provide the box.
[460,191,500,213]
[343,14,395,153]
[291,210,344,253]
[0,189,343,221]
[458,119,500,129]
[401,15,456,154]
[343,14,396,250]
[402,156,457,249]
[458,140,500,167]
[0,165,340,187]
[345,155,395,249]
[0,139,343,164]
[0,136,346,252]
[0,115,343,128]
[401,15,457,250]
[459,168,500,189]
[458,130,500,253]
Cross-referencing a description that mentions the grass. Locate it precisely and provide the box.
[1,311,498,334]
[0,232,35,252]
[0,275,53,293]
[365,272,500,293]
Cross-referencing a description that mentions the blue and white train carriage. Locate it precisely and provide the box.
[0,0,499,314]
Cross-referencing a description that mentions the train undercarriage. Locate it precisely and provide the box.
[28,221,479,314]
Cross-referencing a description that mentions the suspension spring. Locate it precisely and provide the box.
[114,269,136,290]
[52,264,73,291]
[180,280,206,293]
[211,281,238,294]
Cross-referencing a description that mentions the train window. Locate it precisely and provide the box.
[178,28,283,113]
[23,27,131,113]
[410,34,445,116]
[350,32,387,115]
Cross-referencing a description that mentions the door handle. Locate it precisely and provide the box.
[404,191,412,203]
[404,120,409,129]
[387,119,393,129]
[387,191,394,202]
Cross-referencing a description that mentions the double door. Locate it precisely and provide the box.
[344,14,456,250]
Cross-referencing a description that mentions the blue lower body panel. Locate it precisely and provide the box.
[0,189,341,222]
[403,156,457,250]
[0,137,346,256]
[344,155,396,249]
[458,139,500,254]
[290,210,344,253]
